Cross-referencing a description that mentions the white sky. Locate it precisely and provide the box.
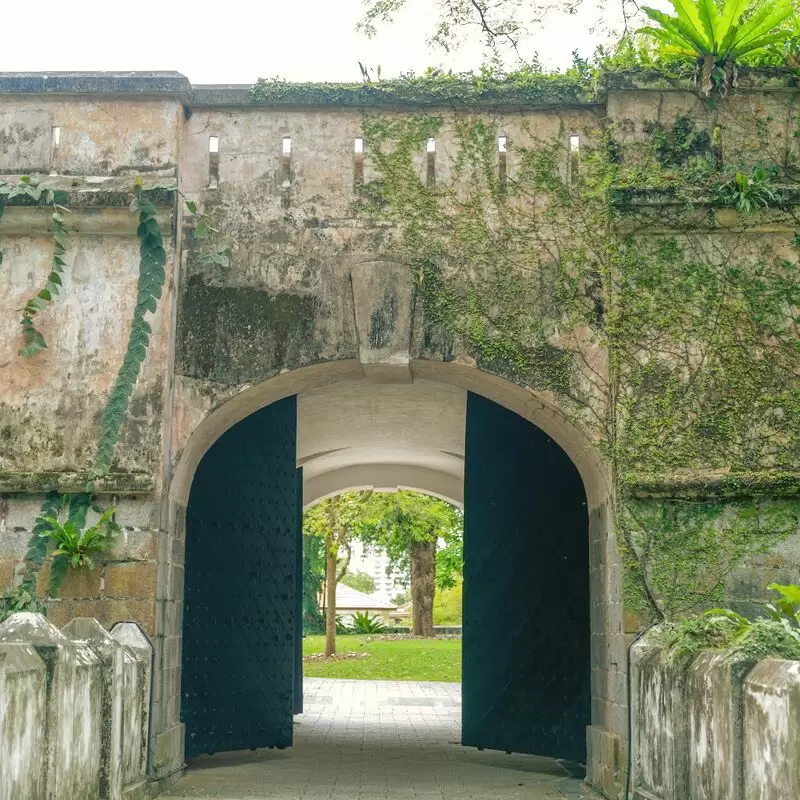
[0,0,625,84]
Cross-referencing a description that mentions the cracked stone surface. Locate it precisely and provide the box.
[159,678,600,800]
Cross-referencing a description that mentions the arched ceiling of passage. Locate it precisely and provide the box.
[297,378,466,506]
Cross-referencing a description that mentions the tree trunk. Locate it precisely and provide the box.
[325,542,337,656]
[410,540,436,637]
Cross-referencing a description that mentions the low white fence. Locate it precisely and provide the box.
[631,632,800,800]
[0,612,152,800]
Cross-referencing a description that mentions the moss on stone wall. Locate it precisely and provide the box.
[176,273,321,384]
[353,86,800,623]
[250,72,591,108]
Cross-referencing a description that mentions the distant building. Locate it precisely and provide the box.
[348,540,408,597]
[322,585,398,623]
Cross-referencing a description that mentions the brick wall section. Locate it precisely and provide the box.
[44,534,159,635]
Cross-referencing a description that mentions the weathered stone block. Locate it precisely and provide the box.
[0,642,47,800]
[111,621,153,786]
[104,562,158,598]
[0,558,16,590]
[0,612,103,800]
[45,598,105,629]
[630,634,689,800]
[100,598,157,635]
[63,618,125,800]
[743,659,800,799]
[686,649,756,800]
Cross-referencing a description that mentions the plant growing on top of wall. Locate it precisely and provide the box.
[639,0,796,95]
[653,582,800,667]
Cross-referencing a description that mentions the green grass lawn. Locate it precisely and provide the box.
[303,635,462,682]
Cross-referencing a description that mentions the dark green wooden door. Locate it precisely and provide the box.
[181,396,299,757]
[462,392,590,763]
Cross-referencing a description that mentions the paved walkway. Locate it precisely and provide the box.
[160,679,597,800]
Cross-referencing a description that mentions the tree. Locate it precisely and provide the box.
[359,491,462,638]
[303,492,375,656]
[640,0,795,95]
[341,570,377,594]
[358,1,646,67]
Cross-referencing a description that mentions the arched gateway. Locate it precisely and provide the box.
[169,361,611,765]
[10,72,797,799]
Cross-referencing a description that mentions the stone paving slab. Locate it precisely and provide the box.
[160,679,600,800]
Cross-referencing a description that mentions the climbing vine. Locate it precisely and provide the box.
[1,180,185,618]
[354,75,800,622]
[89,185,167,486]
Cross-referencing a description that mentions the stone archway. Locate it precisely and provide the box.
[159,359,618,780]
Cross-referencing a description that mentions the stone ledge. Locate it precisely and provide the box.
[0,472,155,495]
[0,71,192,99]
[626,470,800,500]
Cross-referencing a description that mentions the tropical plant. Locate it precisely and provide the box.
[350,611,388,634]
[37,507,119,592]
[714,165,782,212]
[640,0,795,95]
[764,582,800,629]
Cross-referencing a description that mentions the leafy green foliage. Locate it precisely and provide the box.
[640,0,795,94]
[0,177,71,357]
[37,507,119,594]
[658,582,800,666]
[19,209,69,357]
[184,197,233,268]
[357,491,462,582]
[359,85,800,624]
[0,493,88,618]
[621,500,800,619]
[350,611,388,634]
[764,582,800,628]
[90,186,167,485]
[335,614,351,635]
[433,579,463,625]
[251,67,589,107]
[341,571,377,594]
[713,164,782,212]
[302,534,326,633]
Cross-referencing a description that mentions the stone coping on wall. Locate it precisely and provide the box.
[0,471,155,495]
[0,71,192,98]
[0,68,796,111]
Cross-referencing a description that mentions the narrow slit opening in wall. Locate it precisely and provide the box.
[50,126,61,175]
[353,137,365,187]
[426,138,436,187]
[498,136,507,190]
[208,136,220,189]
[569,134,580,183]
[281,137,292,188]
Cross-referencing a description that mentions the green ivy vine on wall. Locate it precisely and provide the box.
[0,178,225,620]
[352,80,800,623]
